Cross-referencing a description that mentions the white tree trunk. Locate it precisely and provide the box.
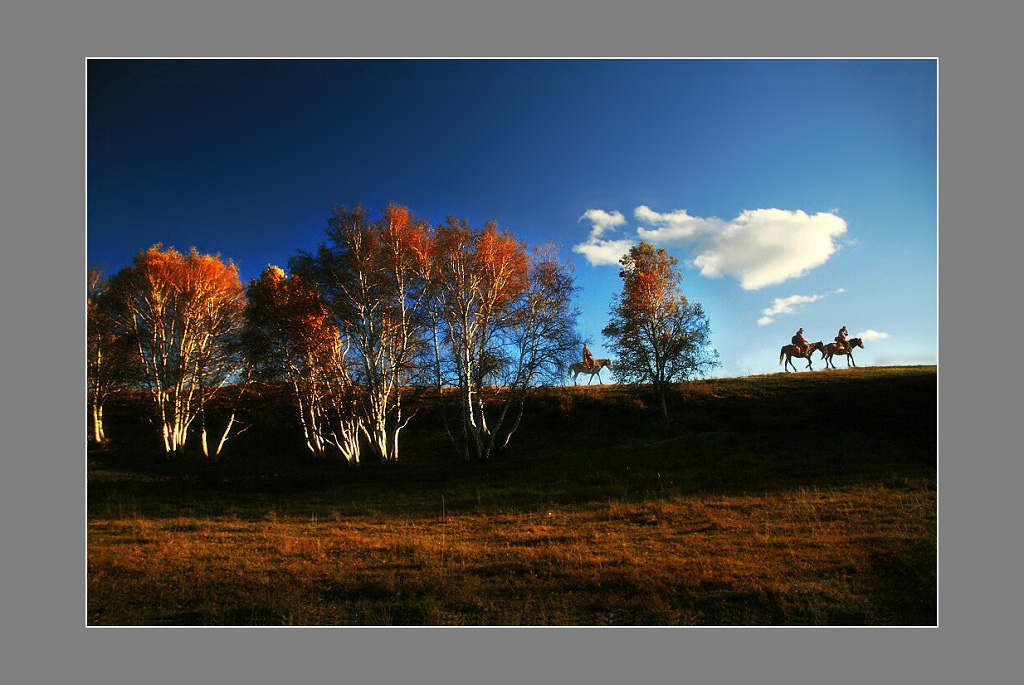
[91,402,106,443]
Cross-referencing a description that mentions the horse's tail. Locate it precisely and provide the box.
[779,347,785,365]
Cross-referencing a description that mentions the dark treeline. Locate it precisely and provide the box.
[89,205,582,463]
[89,206,718,464]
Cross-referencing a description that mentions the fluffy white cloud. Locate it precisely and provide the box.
[635,205,707,240]
[690,209,846,290]
[579,209,626,238]
[573,209,634,266]
[572,237,636,266]
[575,206,847,290]
[857,329,890,342]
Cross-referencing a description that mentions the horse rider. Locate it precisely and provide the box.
[835,325,850,353]
[582,343,595,371]
[792,327,809,356]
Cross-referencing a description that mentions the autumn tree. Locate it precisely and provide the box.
[602,241,719,430]
[291,204,433,463]
[107,245,246,458]
[242,266,362,462]
[429,219,581,460]
[87,267,140,444]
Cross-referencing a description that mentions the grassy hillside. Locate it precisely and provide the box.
[88,366,937,626]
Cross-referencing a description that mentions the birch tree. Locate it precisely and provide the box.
[108,245,246,458]
[243,266,362,462]
[87,267,139,444]
[291,204,433,463]
[430,219,580,460]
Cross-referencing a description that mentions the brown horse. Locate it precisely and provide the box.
[779,341,825,372]
[569,359,613,385]
[822,337,864,369]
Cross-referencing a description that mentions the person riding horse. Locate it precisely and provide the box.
[835,326,850,354]
[582,343,595,372]
[792,328,809,356]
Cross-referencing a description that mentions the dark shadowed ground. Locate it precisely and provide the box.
[88,366,936,625]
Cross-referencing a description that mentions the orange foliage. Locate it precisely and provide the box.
[475,224,529,310]
[618,242,685,324]
[110,245,246,454]
[249,266,340,368]
[433,219,530,316]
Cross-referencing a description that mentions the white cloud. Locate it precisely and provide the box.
[635,205,707,240]
[579,209,626,238]
[574,205,848,290]
[573,209,634,266]
[857,329,890,342]
[572,237,636,266]
[763,293,824,316]
[756,293,825,325]
[690,209,847,290]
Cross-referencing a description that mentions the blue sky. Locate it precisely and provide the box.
[88,58,937,378]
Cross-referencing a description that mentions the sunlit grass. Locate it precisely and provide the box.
[88,480,935,625]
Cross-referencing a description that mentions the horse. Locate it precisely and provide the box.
[822,337,865,369]
[779,341,825,372]
[569,359,613,385]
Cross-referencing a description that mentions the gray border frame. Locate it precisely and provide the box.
[5,0,1015,683]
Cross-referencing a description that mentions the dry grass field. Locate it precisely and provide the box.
[88,366,936,625]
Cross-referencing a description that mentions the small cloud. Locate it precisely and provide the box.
[579,209,626,238]
[574,208,634,266]
[857,329,890,342]
[635,206,707,241]
[757,291,840,325]
[762,293,824,318]
[572,238,635,266]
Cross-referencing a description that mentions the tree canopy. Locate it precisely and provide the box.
[106,245,246,456]
[603,241,719,428]
[88,206,587,462]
